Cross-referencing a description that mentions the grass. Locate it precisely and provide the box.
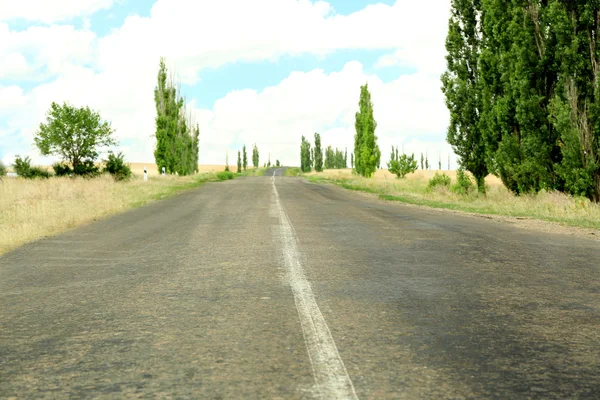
[0,172,230,256]
[284,167,302,177]
[305,169,600,230]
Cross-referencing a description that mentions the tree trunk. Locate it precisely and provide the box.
[594,170,600,203]
[476,174,486,195]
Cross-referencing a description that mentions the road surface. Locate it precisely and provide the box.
[1,169,600,399]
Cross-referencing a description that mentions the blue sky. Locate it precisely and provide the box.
[0,0,453,167]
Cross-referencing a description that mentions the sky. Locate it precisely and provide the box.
[0,0,455,168]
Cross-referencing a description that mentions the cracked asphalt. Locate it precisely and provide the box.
[1,169,600,399]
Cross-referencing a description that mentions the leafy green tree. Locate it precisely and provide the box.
[350,152,354,169]
[276,160,280,167]
[313,133,323,172]
[13,156,50,179]
[225,152,230,172]
[237,150,242,173]
[154,58,199,176]
[548,1,600,201]
[300,136,312,172]
[0,161,7,177]
[425,154,429,170]
[354,83,380,177]
[420,153,424,170]
[252,144,259,168]
[388,146,418,178]
[441,0,487,193]
[34,102,115,176]
[242,145,248,170]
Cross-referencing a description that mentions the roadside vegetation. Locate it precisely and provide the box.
[306,169,600,230]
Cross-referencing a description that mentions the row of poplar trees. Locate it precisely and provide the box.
[443,1,600,201]
[300,133,349,172]
[153,58,200,175]
[300,84,381,176]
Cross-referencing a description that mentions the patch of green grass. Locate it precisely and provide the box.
[239,167,268,177]
[216,170,235,180]
[285,167,302,177]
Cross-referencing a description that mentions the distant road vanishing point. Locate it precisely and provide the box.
[1,168,600,398]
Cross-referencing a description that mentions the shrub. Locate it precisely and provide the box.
[53,162,72,177]
[0,161,6,176]
[387,147,418,178]
[451,169,475,195]
[428,172,451,190]
[73,160,100,177]
[216,171,234,180]
[284,167,302,176]
[103,152,131,181]
[13,156,50,179]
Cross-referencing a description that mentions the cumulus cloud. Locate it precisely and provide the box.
[0,0,114,23]
[0,0,455,168]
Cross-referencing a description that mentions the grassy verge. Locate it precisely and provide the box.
[0,172,226,255]
[284,167,302,177]
[305,170,600,231]
[238,167,268,177]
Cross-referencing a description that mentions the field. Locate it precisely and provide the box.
[305,169,600,231]
[0,165,247,256]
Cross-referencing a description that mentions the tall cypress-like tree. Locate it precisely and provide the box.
[242,144,248,171]
[300,136,312,172]
[252,144,259,168]
[350,152,354,169]
[237,150,242,173]
[441,0,487,193]
[313,132,323,172]
[354,83,381,177]
[153,57,199,175]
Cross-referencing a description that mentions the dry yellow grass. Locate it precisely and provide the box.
[0,173,209,255]
[307,169,600,230]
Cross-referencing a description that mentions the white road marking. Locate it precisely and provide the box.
[271,172,358,400]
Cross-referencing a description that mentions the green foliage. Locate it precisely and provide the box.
[285,167,302,176]
[103,152,132,181]
[13,156,50,179]
[225,153,230,172]
[252,144,259,168]
[153,58,199,176]
[428,172,452,190]
[350,152,354,169]
[276,160,280,167]
[52,162,72,177]
[441,0,488,193]
[420,153,424,170]
[313,133,323,172]
[387,146,417,178]
[216,171,234,180]
[354,83,381,177]
[0,161,7,176]
[300,136,312,172]
[242,145,248,170]
[451,169,475,195]
[34,102,115,176]
[324,146,347,169]
[237,150,242,173]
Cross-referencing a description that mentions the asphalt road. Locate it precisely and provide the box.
[2,168,600,399]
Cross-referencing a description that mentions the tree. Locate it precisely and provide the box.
[388,146,418,178]
[153,58,199,176]
[225,152,230,172]
[441,0,488,193]
[242,145,248,170]
[350,152,354,169]
[268,153,271,168]
[313,133,323,172]
[237,150,242,173]
[276,160,280,167]
[252,144,259,168]
[354,83,381,177]
[300,136,312,172]
[425,154,429,170]
[103,151,132,181]
[438,152,442,170]
[34,102,115,176]
[420,153,424,170]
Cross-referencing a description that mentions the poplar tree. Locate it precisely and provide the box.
[441,0,487,193]
[354,83,381,177]
[300,136,312,172]
[237,150,242,173]
[242,145,248,170]
[313,132,323,172]
[252,144,259,168]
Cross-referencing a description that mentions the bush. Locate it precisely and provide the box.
[0,161,6,177]
[284,167,302,177]
[103,152,131,181]
[428,172,451,190]
[451,169,475,195]
[73,160,100,177]
[216,171,234,180]
[387,148,418,178]
[13,156,50,179]
[53,162,72,177]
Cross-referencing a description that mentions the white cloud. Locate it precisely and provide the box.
[0,0,113,23]
[0,0,456,168]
